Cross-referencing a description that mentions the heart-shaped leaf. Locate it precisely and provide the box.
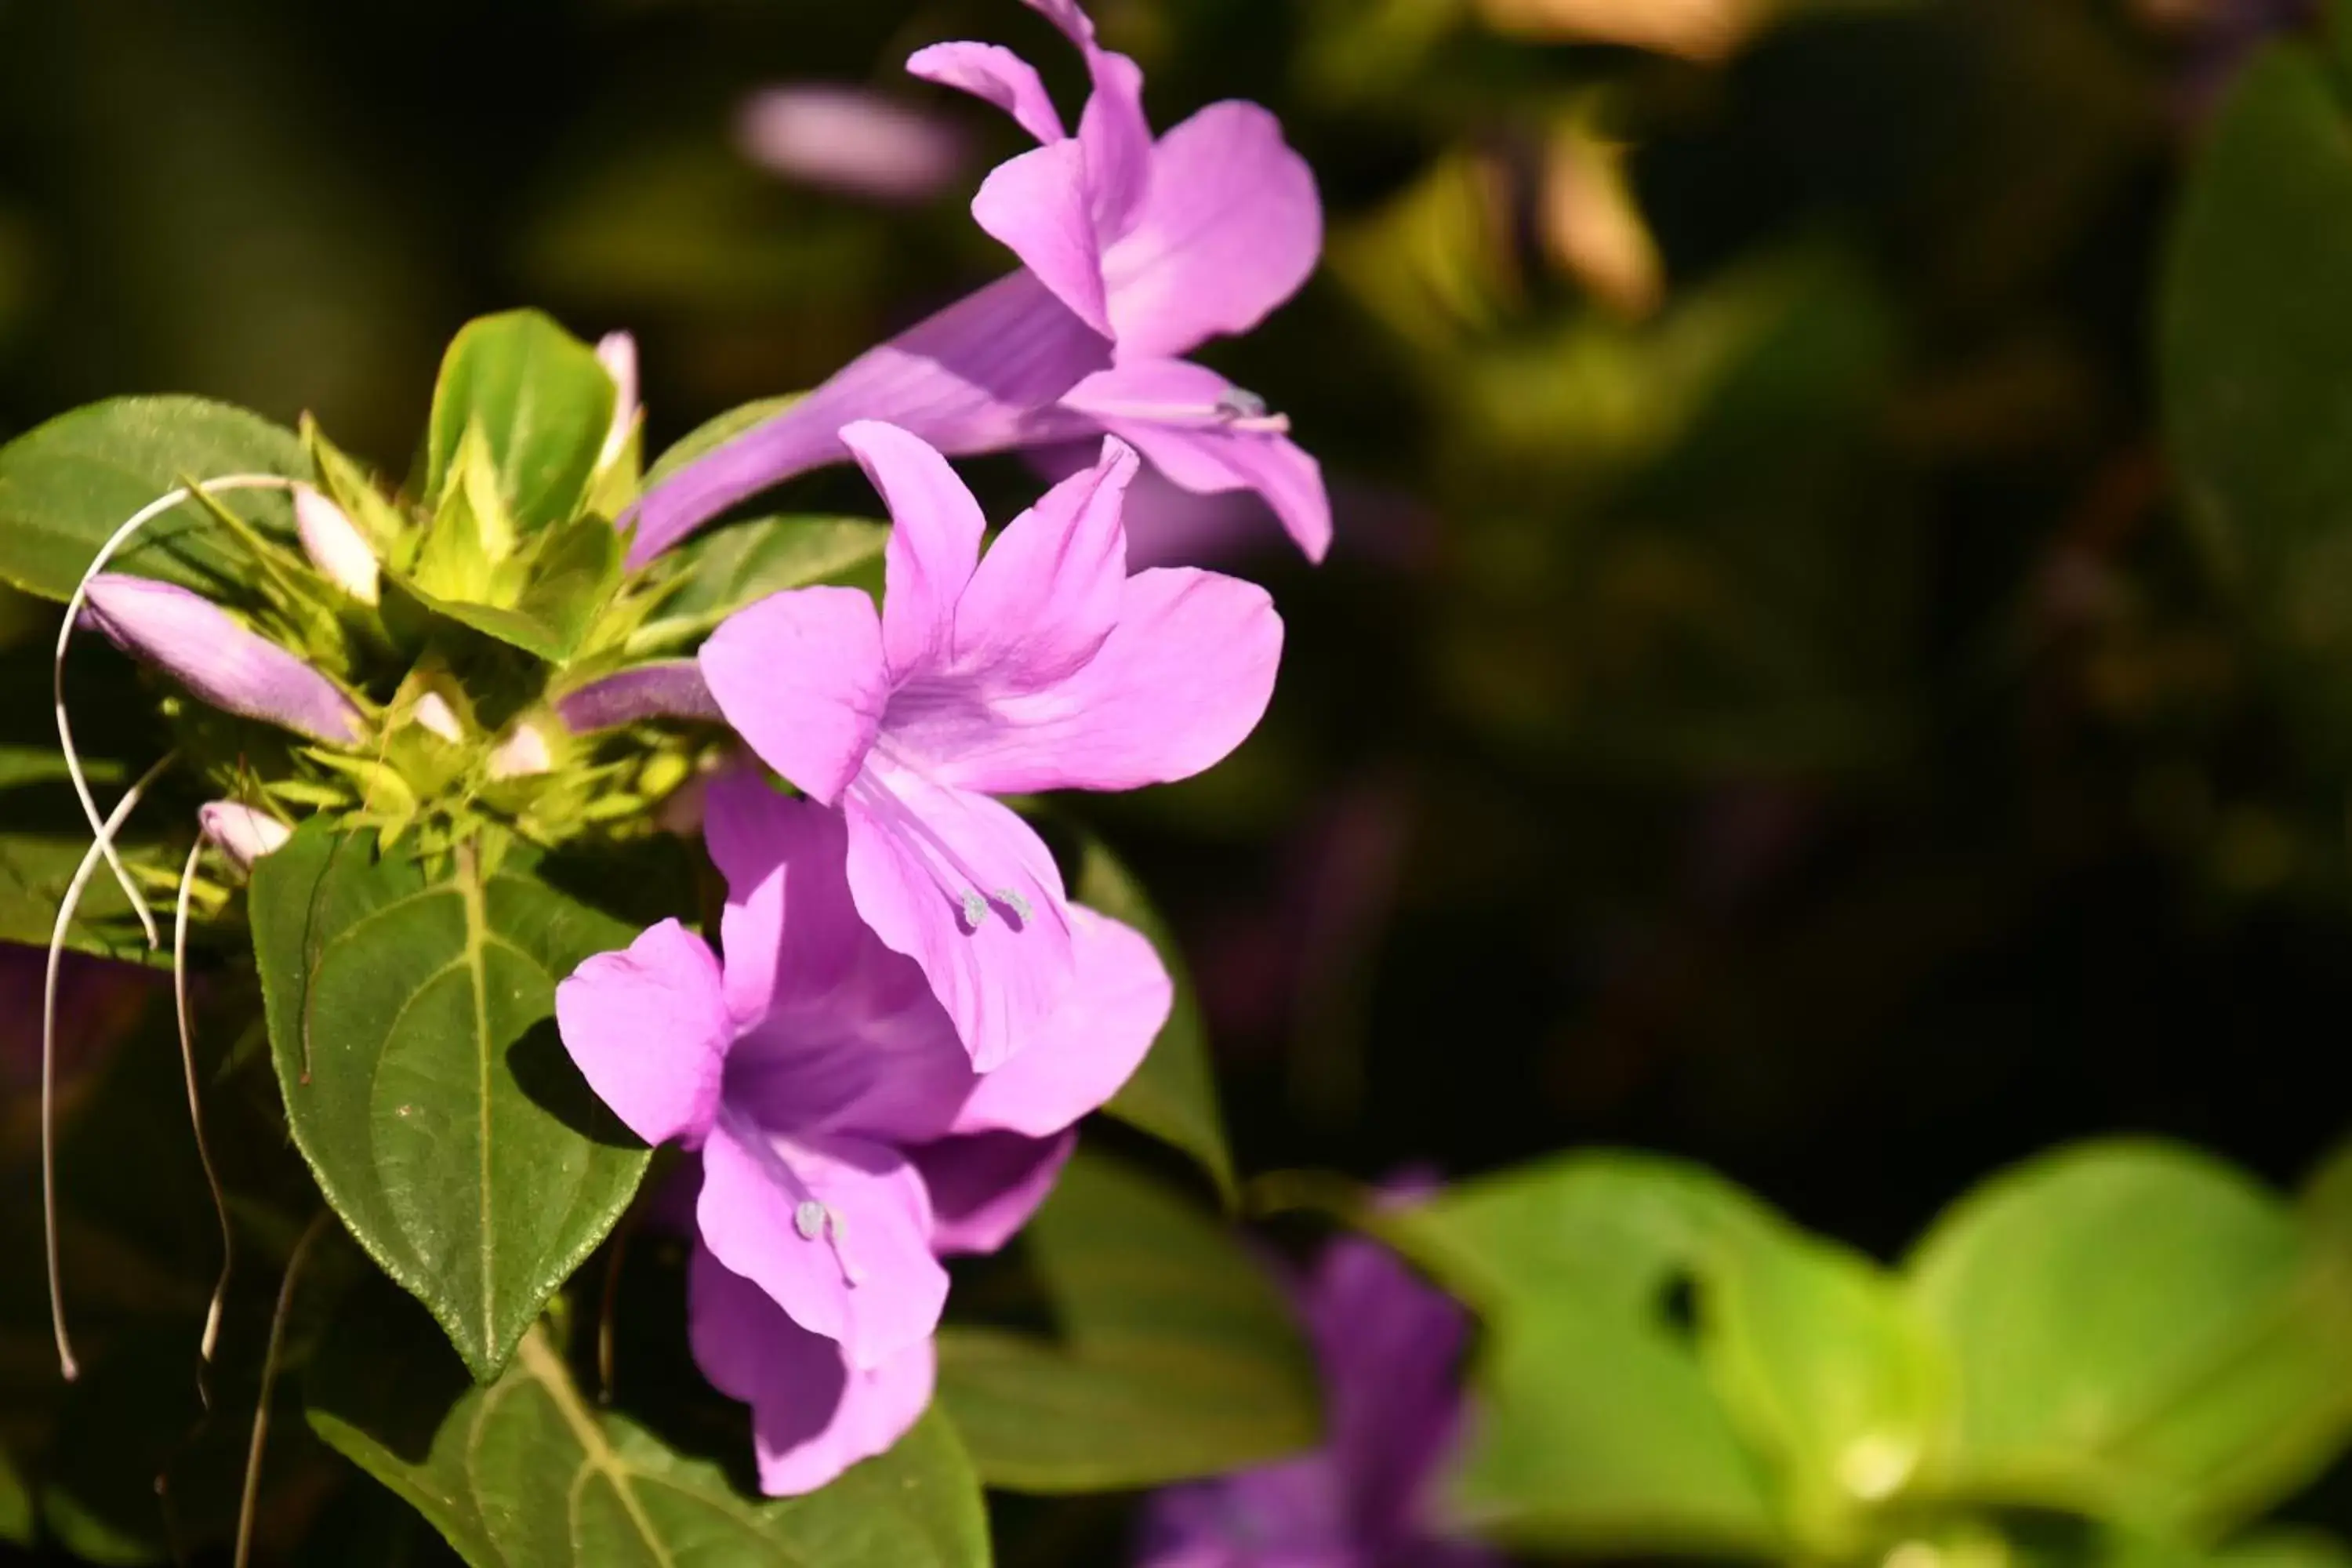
[0,397,307,602]
[249,823,651,1379]
[936,1151,1318,1491]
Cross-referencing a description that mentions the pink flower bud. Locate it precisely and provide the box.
[487,720,555,781]
[198,801,293,873]
[80,575,364,746]
[555,661,720,732]
[409,691,465,745]
[597,332,639,474]
[293,485,381,605]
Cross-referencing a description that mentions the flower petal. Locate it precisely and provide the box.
[554,659,722,732]
[1058,356,1332,560]
[1101,102,1323,361]
[906,41,1065,144]
[1076,49,1152,240]
[946,437,1138,690]
[625,273,1111,566]
[951,906,1168,1136]
[701,586,888,804]
[554,919,731,1149]
[698,1116,948,1369]
[842,764,1073,1073]
[971,140,1114,339]
[80,575,365,746]
[927,565,1282,796]
[688,1244,937,1497]
[911,1130,1075,1256]
[840,421,989,681]
[706,779,975,1142]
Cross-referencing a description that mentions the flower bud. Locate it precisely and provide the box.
[554,661,722,732]
[596,331,639,474]
[409,691,466,745]
[198,801,293,873]
[80,575,364,746]
[293,484,382,605]
[487,720,555,781]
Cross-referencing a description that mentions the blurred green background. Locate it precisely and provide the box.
[5,0,2351,1547]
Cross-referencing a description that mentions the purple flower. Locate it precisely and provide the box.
[197,801,294,873]
[626,0,1329,567]
[554,772,1170,1494]
[554,659,723,732]
[739,85,971,205]
[1138,1231,1497,1568]
[697,425,1279,1070]
[80,575,363,746]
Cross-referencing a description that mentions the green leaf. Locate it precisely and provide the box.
[2212,1531,2352,1568]
[405,511,623,664]
[307,1297,990,1568]
[1903,1139,2352,1535]
[249,823,651,1379]
[1698,1226,1946,1550]
[0,829,165,964]
[425,311,615,532]
[2162,42,2352,759]
[0,1444,30,1548]
[1069,835,1237,1203]
[937,1150,1319,1491]
[0,396,307,602]
[1397,1154,1788,1555]
[629,514,888,652]
[644,396,799,489]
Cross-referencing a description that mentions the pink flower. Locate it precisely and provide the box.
[698,425,1279,1069]
[79,575,363,746]
[554,774,1169,1494]
[626,0,1328,567]
[739,85,971,205]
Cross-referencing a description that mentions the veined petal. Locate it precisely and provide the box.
[947,437,1138,690]
[554,659,721,733]
[930,566,1282,796]
[81,575,364,746]
[971,140,1114,339]
[841,421,989,681]
[1066,377,1332,562]
[688,1245,937,1497]
[701,586,889,805]
[706,779,973,1142]
[950,905,1168,1136]
[698,1116,947,1369]
[1076,49,1152,240]
[625,273,1111,566]
[841,763,1073,1072]
[911,1130,1075,1256]
[554,919,732,1149]
[1102,102,1323,361]
[906,41,1065,144]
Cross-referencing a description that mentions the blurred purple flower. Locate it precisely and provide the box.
[556,772,1169,1494]
[739,85,972,205]
[0,943,154,1098]
[80,575,363,745]
[628,0,1328,568]
[1138,1225,1496,1568]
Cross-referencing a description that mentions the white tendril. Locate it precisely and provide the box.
[174,836,236,1392]
[43,750,177,1382]
[56,474,299,948]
